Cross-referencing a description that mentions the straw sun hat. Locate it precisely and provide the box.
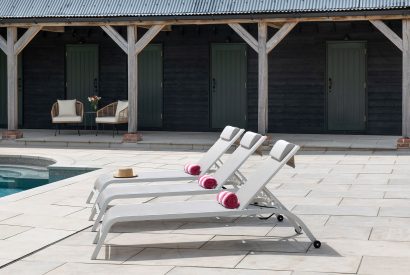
[113,168,138,178]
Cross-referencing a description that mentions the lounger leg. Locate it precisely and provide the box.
[86,190,95,204]
[54,124,57,136]
[91,229,109,260]
[286,212,318,242]
[92,210,105,232]
[77,125,81,136]
[112,126,115,138]
[89,206,97,221]
[96,123,99,136]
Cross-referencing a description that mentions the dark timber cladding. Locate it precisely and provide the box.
[0,0,410,138]
[15,22,401,135]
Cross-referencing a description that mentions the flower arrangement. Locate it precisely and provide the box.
[88,95,101,111]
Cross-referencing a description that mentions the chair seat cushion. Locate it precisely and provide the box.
[53,115,82,123]
[96,116,118,124]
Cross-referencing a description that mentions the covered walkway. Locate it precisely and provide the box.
[0,129,399,150]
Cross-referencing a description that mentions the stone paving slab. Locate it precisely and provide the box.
[358,256,410,275]
[125,248,248,268]
[0,146,409,274]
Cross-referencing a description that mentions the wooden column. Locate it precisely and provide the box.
[0,26,41,136]
[257,22,268,134]
[403,20,410,137]
[371,19,410,137]
[7,27,18,131]
[127,25,138,133]
[102,24,164,136]
[229,22,296,134]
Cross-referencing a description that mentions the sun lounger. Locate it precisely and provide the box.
[86,126,245,203]
[91,140,321,260]
[90,132,267,230]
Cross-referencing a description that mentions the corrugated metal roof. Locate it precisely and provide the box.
[0,0,409,19]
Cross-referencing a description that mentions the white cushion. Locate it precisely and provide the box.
[240,132,262,149]
[57,100,77,116]
[52,116,82,123]
[115,101,128,119]
[270,140,296,161]
[96,116,117,124]
[220,126,240,141]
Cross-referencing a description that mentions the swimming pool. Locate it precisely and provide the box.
[0,155,97,198]
[0,166,49,197]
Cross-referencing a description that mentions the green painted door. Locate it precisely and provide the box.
[327,42,366,131]
[211,44,247,129]
[0,53,23,127]
[66,45,99,111]
[138,44,163,128]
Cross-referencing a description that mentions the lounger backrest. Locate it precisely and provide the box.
[213,131,267,186]
[235,140,300,209]
[197,126,244,176]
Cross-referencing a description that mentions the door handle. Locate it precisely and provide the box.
[328,77,332,93]
[212,78,216,92]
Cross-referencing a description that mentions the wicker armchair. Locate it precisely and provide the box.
[51,100,84,136]
[95,101,128,137]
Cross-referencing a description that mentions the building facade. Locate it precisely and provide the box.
[0,0,409,136]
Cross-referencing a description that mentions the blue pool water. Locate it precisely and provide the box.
[0,166,49,197]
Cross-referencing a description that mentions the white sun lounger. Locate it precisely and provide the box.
[89,132,267,230]
[91,140,321,260]
[86,126,245,203]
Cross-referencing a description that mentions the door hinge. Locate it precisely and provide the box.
[245,50,247,57]
[364,115,367,122]
[245,115,247,120]
[161,51,163,57]
[161,113,163,119]
[160,82,163,88]
[245,81,247,88]
[364,82,367,89]
[364,49,367,55]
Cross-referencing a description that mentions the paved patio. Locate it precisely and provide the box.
[0,129,400,150]
[0,145,409,274]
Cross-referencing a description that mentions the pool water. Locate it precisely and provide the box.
[0,166,49,197]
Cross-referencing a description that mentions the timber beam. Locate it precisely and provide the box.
[370,20,403,51]
[228,23,258,52]
[257,22,268,134]
[1,14,410,28]
[403,20,410,138]
[266,22,297,53]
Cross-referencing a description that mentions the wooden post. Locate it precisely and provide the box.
[369,19,410,140]
[102,25,163,139]
[403,19,410,137]
[0,26,41,138]
[258,22,268,134]
[7,27,18,131]
[127,25,138,133]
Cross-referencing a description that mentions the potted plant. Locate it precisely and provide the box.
[88,95,101,111]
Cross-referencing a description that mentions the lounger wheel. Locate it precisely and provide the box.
[294,226,302,234]
[313,240,321,249]
[277,214,284,222]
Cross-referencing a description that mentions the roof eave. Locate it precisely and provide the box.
[0,9,410,25]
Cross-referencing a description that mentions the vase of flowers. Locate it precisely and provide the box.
[88,95,101,111]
